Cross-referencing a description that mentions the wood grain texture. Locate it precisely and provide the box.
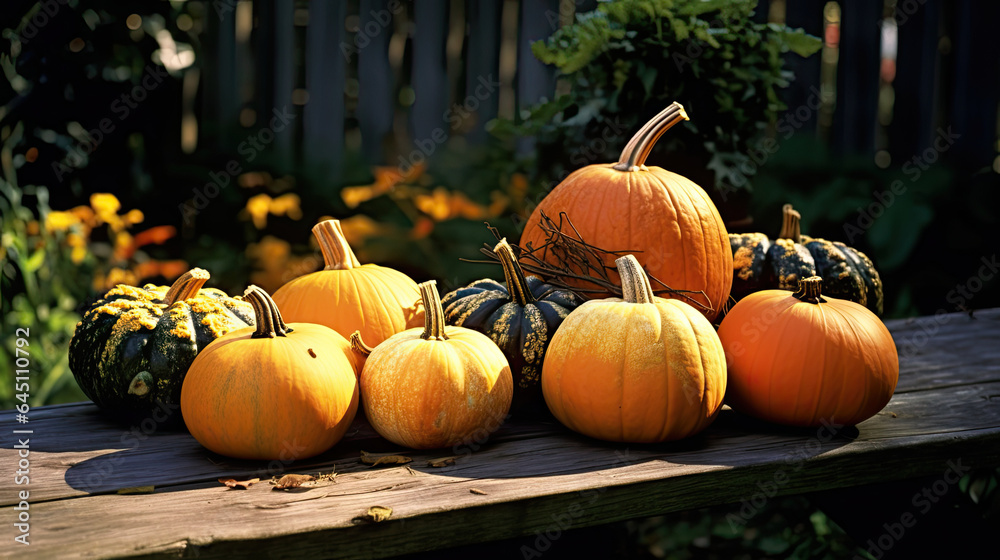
[2,309,998,558]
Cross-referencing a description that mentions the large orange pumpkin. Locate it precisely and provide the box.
[352,281,513,449]
[520,103,732,321]
[180,286,358,460]
[541,255,727,443]
[272,219,423,370]
[717,276,899,427]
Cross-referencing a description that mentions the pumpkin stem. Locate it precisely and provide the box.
[793,276,827,304]
[419,280,449,341]
[615,255,656,304]
[613,102,689,171]
[778,204,802,243]
[243,285,294,338]
[314,219,361,270]
[162,268,210,306]
[494,238,536,306]
[350,331,374,357]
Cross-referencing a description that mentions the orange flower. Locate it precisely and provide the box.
[132,225,177,248]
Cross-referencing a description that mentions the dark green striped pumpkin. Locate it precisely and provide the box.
[69,268,255,426]
[729,204,883,315]
[441,239,582,417]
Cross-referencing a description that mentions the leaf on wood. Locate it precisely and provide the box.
[272,474,317,490]
[219,478,259,490]
[362,505,393,523]
[116,486,155,494]
[470,488,488,495]
[427,456,459,467]
[361,450,412,467]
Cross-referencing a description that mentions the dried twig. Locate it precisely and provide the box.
[462,211,713,314]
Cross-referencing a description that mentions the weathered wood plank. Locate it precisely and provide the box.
[2,309,997,509]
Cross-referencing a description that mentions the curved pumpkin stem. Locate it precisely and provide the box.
[615,255,656,304]
[350,331,374,357]
[244,285,294,338]
[613,102,689,171]
[778,204,802,243]
[314,219,362,271]
[418,281,449,341]
[793,276,826,304]
[162,268,210,306]
[494,238,536,306]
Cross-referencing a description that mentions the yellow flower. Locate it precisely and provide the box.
[45,211,80,232]
[244,194,272,229]
[269,193,302,220]
[90,193,121,224]
[123,209,144,226]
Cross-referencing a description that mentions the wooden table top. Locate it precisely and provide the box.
[3,308,999,559]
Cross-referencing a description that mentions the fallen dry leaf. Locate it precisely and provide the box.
[272,474,317,490]
[362,505,393,522]
[219,478,259,490]
[470,488,488,495]
[117,486,155,494]
[361,450,412,467]
[427,456,458,468]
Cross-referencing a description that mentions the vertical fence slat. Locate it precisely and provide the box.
[947,0,1000,168]
[889,0,940,163]
[272,0,295,164]
[782,0,824,133]
[411,0,450,144]
[515,0,559,114]
[465,0,503,144]
[832,0,883,154]
[752,0,771,23]
[303,1,347,175]
[357,0,396,164]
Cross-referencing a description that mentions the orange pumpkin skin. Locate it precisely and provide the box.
[181,287,359,460]
[717,277,899,427]
[541,256,727,443]
[272,220,423,371]
[355,281,513,450]
[520,104,732,321]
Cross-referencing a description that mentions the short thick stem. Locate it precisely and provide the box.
[350,331,374,357]
[613,102,689,171]
[778,204,802,243]
[314,220,361,270]
[419,280,449,341]
[793,276,826,304]
[162,268,210,305]
[244,285,294,338]
[494,238,535,306]
[616,255,655,304]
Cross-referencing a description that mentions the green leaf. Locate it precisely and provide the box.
[24,249,45,272]
[770,26,823,57]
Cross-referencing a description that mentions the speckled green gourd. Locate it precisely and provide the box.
[68,268,254,426]
[440,238,582,417]
[729,204,883,315]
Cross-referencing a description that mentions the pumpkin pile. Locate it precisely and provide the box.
[68,102,899,460]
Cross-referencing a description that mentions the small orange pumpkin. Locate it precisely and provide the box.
[272,219,423,370]
[520,103,732,320]
[180,286,358,460]
[717,276,899,427]
[352,281,513,449]
[541,255,727,443]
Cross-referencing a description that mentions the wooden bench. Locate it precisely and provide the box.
[3,308,999,558]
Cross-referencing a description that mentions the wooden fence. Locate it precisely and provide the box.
[197,0,1000,177]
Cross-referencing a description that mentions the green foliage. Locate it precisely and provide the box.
[493,0,821,197]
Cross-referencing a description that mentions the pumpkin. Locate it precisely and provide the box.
[68,268,254,426]
[352,280,513,449]
[271,219,424,370]
[717,276,898,427]
[541,255,727,443]
[180,286,358,460]
[519,103,732,321]
[440,238,582,417]
[730,204,883,315]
